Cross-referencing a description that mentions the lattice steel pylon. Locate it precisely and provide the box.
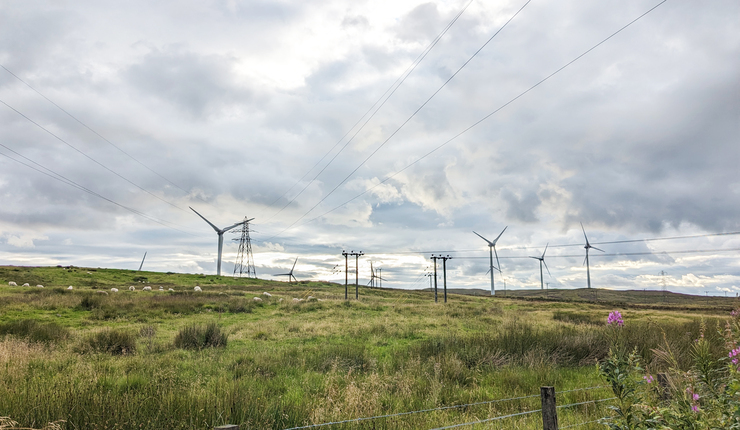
[233,217,256,278]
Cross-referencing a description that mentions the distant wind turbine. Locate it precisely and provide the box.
[581,223,604,289]
[529,244,550,290]
[367,262,386,287]
[138,252,147,271]
[275,257,298,282]
[190,207,253,276]
[473,226,507,295]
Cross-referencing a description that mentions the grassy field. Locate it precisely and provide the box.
[0,265,735,429]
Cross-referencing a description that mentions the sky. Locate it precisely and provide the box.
[0,0,738,295]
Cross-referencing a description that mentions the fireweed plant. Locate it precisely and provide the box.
[599,310,740,429]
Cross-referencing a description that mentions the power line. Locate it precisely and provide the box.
[265,0,533,239]
[0,98,187,212]
[0,144,194,234]
[263,0,669,240]
[451,247,740,260]
[0,64,218,210]
[258,0,474,223]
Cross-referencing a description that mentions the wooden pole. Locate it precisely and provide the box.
[541,386,558,430]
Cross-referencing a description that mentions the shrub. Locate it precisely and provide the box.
[78,295,102,310]
[0,319,70,344]
[173,322,227,350]
[80,328,137,355]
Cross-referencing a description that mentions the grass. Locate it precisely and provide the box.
[0,265,736,429]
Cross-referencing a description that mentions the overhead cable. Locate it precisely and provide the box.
[259,0,474,222]
[264,0,669,241]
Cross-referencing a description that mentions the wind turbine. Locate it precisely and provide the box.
[473,226,507,295]
[275,257,298,282]
[367,262,386,288]
[190,207,253,276]
[581,223,604,289]
[530,244,550,290]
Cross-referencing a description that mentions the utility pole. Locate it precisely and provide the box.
[342,251,349,300]
[431,255,439,302]
[659,270,667,303]
[431,255,452,303]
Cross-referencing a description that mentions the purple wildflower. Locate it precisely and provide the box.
[692,405,699,412]
[607,311,624,327]
[643,375,654,384]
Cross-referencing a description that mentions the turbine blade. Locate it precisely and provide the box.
[291,274,297,282]
[190,207,221,233]
[291,257,298,272]
[529,256,540,260]
[492,226,508,244]
[222,220,247,233]
[542,243,549,259]
[592,246,605,253]
[543,260,552,277]
[493,246,501,274]
[583,255,587,266]
[580,222,592,247]
[472,230,493,246]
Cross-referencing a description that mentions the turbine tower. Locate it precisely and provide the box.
[190,207,252,276]
[275,257,298,282]
[473,226,507,295]
[530,244,550,290]
[581,223,604,289]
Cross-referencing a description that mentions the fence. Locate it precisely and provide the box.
[214,383,617,430]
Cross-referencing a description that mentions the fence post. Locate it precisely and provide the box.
[541,386,558,430]
[657,373,670,401]
[214,426,239,430]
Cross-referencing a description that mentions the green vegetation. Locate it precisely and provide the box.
[0,265,736,429]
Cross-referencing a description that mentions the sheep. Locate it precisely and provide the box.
[292,298,303,302]
[307,296,317,302]
[194,286,202,292]
[129,286,135,291]
[36,285,44,288]
[22,283,30,287]
[110,288,119,293]
[253,297,262,302]
[158,286,164,291]
[142,286,152,291]
[8,282,17,286]
[97,290,108,295]
[263,292,272,297]
[279,298,284,302]
[168,288,174,291]
[67,286,73,290]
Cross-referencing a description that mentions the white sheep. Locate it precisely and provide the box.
[143,286,152,291]
[307,296,317,301]
[8,281,17,286]
[67,286,73,290]
[263,292,272,297]
[158,286,164,291]
[22,283,30,287]
[292,298,303,302]
[279,298,284,302]
[168,288,174,291]
[97,290,108,295]
[253,297,262,302]
[111,288,119,293]
[36,285,44,288]
[194,286,202,292]
[129,286,135,291]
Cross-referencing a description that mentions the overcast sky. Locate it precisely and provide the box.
[1,0,738,295]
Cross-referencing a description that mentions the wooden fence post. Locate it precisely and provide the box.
[541,386,558,430]
[214,425,239,430]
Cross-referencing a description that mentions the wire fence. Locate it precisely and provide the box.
[282,385,615,430]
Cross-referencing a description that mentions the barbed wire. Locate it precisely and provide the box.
[427,408,542,430]
[557,385,607,394]
[557,397,617,409]
[282,393,540,430]
[560,417,609,429]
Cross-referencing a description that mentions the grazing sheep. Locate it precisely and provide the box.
[110,288,119,293]
[292,298,303,302]
[253,297,262,302]
[8,282,17,286]
[22,283,30,287]
[129,286,135,291]
[143,286,152,291]
[97,290,108,295]
[307,296,317,301]
[158,286,164,291]
[67,286,73,290]
[36,285,44,288]
[168,288,174,291]
[263,292,272,297]
[194,286,202,292]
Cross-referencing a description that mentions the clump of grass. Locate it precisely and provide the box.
[552,311,603,326]
[78,295,102,310]
[0,319,70,344]
[173,322,228,350]
[79,328,137,355]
